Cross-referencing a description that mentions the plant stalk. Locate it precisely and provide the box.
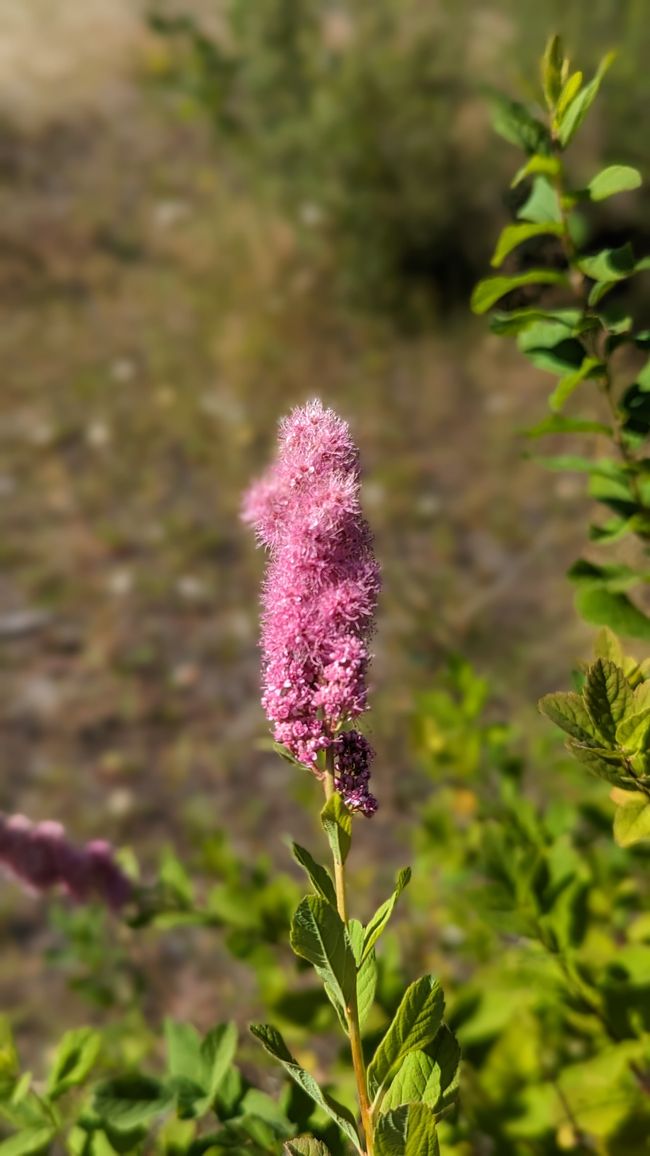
[324,752,374,1156]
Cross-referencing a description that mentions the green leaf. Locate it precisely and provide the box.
[357,950,378,1032]
[558,51,616,146]
[488,93,550,154]
[46,1027,101,1099]
[583,659,632,743]
[490,307,585,336]
[347,919,377,1029]
[524,416,611,438]
[567,741,634,788]
[555,71,583,122]
[291,844,337,908]
[567,558,643,593]
[368,977,444,1101]
[613,793,650,846]
[471,270,566,314]
[511,155,560,188]
[541,35,564,109]
[380,1028,460,1115]
[588,165,642,201]
[0,1130,56,1156]
[579,243,636,283]
[200,1024,238,1102]
[93,1075,174,1132]
[250,1025,361,1151]
[538,692,598,743]
[491,222,563,268]
[290,897,356,1008]
[284,1139,331,1156]
[548,358,604,412]
[518,324,585,375]
[616,707,650,751]
[375,1103,440,1156]
[576,588,650,640]
[320,794,351,866]
[362,868,411,961]
[165,1021,204,1087]
[517,176,562,224]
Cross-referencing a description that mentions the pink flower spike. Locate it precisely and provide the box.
[243,400,380,814]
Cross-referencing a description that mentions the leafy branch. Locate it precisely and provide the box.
[473,35,650,639]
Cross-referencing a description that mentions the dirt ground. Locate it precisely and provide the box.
[0,0,595,1056]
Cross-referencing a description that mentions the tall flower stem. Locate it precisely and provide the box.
[323,754,374,1156]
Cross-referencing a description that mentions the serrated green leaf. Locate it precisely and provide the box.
[320,794,351,866]
[548,358,604,412]
[616,707,650,751]
[93,1075,174,1132]
[250,1025,360,1151]
[588,165,642,202]
[576,588,650,640]
[290,897,356,1008]
[517,176,562,224]
[291,844,337,907]
[567,741,635,788]
[583,659,632,743]
[46,1028,101,1099]
[368,977,444,1101]
[284,1138,331,1156]
[471,270,566,314]
[538,692,598,743]
[362,868,411,961]
[375,1102,440,1156]
[558,51,616,146]
[357,951,377,1031]
[613,793,650,846]
[491,222,563,268]
[380,1028,460,1115]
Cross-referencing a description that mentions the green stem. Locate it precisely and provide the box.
[323,751,374,1156]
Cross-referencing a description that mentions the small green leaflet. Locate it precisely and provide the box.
[320,794,351,866]
[93,1075,174,1132]
[517,176,562,224]
[616,707,650,751]
[0,1128,57,1156]
[612,793,650,847]
[558,50,616,146]
[250,1025,361,1152]
[588,165,642,202]
[361,868,411,961]
[471,270,566,314]
[555,70,583,123]
[45,1027,101,1099]
[490,222,563,268]
[291,844,337,907]
[548,358,603,413]
[284,1138,332,1156]
[290,896,357,1009]
[368,977,444,1101]
[487,92,550,155]
[375,1102,440,1156]
[511,154,560,188]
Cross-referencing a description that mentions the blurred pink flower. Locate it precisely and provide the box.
[0,813,132,910]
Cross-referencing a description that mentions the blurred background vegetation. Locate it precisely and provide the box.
[0,1,648,1142]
